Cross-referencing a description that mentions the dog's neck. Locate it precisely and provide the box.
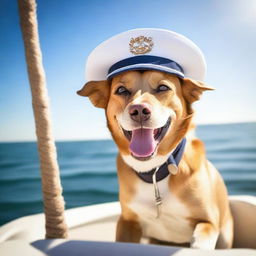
[121,138,186,183]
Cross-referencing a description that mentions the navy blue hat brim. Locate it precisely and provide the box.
[107,55,184,79]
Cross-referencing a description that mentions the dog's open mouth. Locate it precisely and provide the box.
[122,117,171,160]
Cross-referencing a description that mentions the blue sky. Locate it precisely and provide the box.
[1,0,256,142]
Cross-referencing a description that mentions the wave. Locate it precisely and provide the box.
[207,146,256,154]
[61,171,117,179]
[0,200,43,208]
[216,164,256,172]
[65,189,117,197]
[0,161,38,169]
[0,170,117,183]
[208,156,256,165]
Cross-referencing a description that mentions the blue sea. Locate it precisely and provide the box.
[0,122,256,226]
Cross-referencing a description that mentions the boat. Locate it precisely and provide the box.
[0,195,256,255]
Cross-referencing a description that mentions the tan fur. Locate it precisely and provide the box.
[78,70,233,249]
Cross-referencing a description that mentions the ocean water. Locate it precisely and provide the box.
[0,122,256,226]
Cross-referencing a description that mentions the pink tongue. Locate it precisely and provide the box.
[129,128,157,157]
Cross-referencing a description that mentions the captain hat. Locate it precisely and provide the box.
[85,28,206,82]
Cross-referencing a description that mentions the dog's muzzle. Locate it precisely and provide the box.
[122,117,171,160]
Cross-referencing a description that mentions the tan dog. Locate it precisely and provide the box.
[78,70,233,249]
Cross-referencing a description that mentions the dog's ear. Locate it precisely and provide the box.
[77,80,110,109]
[181,78,215,103]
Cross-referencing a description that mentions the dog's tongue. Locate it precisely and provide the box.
[129,128,157,157]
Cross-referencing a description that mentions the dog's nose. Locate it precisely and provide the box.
[129,103,151,122]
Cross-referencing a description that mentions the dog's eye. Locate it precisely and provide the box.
[115,86,131,96]
[156,84,171,92]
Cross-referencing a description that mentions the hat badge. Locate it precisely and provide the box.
[129,36,154,55]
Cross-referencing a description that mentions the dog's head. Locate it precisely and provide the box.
[78,70,213,172]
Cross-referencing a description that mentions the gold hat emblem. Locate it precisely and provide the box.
[129,36,153,55]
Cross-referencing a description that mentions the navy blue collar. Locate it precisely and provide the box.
[136,138,186,183]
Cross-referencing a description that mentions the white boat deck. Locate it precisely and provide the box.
[0,202,120,243]
[0,196,256,255]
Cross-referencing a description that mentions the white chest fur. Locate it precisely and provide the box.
[128,177,193,243]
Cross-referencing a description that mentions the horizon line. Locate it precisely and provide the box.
[1,120,255,144]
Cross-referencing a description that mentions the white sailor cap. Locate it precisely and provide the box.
[85,28,206,82]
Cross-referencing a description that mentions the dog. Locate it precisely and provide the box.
[77,70,234,249]
[77,28,234,249]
